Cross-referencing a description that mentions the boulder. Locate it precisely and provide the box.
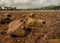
[7,19,25,37]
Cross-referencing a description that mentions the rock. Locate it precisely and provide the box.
[36,19,46,27]
[7,19,25,37]
[28,13,34,17]
[26,17,46,27]
[26,17,35,25]
[26,17,35,27]
[37,19,46,24]
[0,13,12,24]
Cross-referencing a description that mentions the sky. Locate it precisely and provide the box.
[0,0,60,9]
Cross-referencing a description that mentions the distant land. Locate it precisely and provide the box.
[0,6,60,10]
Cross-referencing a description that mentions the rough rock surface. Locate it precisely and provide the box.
[7,19,25,36]
[7,17,45,37]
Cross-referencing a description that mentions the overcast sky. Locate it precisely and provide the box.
[0,0,60,9]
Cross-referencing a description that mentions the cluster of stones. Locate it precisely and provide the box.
[7,16,46,37]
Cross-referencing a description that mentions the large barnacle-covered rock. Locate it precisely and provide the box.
[7,19,25,37]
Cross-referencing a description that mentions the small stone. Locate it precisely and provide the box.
[29,13,34,17]
[37,19,46,24]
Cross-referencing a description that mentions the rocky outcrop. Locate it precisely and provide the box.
[7,17,46,37]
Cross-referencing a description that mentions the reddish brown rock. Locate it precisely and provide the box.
[7,19,25,37]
